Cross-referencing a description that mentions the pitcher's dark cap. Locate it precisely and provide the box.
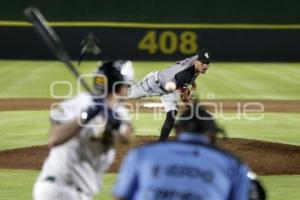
[197,49,211,64]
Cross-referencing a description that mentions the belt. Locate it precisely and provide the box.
[154,72,168,93]
[45,176,82,192]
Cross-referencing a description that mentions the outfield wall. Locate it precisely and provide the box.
[1,0,300,23]
[1,23,300,61]
[1,0,300,61]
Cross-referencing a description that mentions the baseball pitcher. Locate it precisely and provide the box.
[128,49,211,141]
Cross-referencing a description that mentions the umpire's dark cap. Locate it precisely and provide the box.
[174,104,224,134]
[197,49,211,64]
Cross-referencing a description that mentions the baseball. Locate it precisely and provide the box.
[164,81,177,92]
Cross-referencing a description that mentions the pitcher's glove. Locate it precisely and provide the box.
[180,87,191,103]
[180,86,198,103]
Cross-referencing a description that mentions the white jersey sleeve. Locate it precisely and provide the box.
[50,92,93,124]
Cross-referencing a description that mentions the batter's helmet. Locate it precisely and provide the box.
[94,60,134,93]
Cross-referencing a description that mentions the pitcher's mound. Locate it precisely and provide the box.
[0,136,300,175]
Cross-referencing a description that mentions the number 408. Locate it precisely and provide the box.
[138,31,198,55]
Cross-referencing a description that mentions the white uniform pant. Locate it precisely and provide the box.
[33,180,92,200]
[128,71,178,112]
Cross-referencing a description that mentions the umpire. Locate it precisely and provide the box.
[113,104,266,200]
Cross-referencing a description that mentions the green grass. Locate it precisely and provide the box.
[1,111,300,150]
[199,63,300,99]
[0,60,96,98]
[133,112,300,145]
[0,169,300,200]
[0,60,300,99]
[0,111,50,150]
[261,175,300,200]
[217,112,300,145]
[0,169,115,200]
[0,169,38,200]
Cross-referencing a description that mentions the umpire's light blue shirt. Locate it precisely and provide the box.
[113,132,250,200]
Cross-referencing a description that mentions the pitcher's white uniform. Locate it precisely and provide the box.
[33,92,130,200]
[128,55,199,112]
[128,51,210,141]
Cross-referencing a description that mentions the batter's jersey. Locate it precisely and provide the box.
[113,133,251,200]
[158,55,199,89]
[39,92,129,196]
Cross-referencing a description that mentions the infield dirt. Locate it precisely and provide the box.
[0,136,300,175]
[0,98,299,175]
[0,98,300,112]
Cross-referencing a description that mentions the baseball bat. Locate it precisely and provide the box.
[24,6,93,94]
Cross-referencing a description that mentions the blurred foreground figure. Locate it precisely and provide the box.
[113,104,266,200]
[33,61,134,200]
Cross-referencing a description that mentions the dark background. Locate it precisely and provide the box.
[0,0,299,61]
[1,0,300,23]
